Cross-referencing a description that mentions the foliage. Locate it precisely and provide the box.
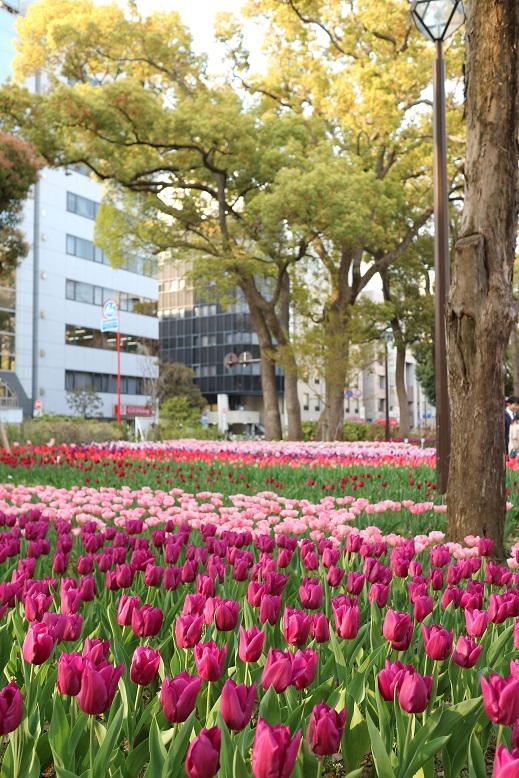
[5,417,124,445]
[158,362,206,409]
[0,131,40,273]
[65,388,103,419]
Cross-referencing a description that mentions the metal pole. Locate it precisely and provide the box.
[116,329,121,428]
[385,342,390,442]
[433,39,451,494]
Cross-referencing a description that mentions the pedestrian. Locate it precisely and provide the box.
[505,396,519,455]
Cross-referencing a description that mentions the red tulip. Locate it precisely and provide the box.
[77,660,124,715]
[306,702,346,757]
[220,679,256,731]
[0,682,23,735]
[251,718,301,778]
[160,672,201,723]
[185,726,221,778]
[130,646,161,686]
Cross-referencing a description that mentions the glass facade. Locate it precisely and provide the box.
[65,324,158,355]
[65,370,144,395]
[66,231,157,277]
[66,279,157,316]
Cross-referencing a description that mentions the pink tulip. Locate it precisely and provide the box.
[251,719,301,778]
[160,672,201,723]
[422,624,453,661]
[481,673,519,725]
[261,648,292,693]
[452,635,482,669]
[306,702,346,757]
[0,682,23,735]
[194,641,227,682]
[397,669,433,714]
[185,726,221,778]
[238,625,265,663]
[77,660,124,715]
[220,679,256,731]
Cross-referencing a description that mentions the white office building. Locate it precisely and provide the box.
[0,0,159,422]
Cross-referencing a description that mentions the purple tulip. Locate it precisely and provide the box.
[220,679,256,731]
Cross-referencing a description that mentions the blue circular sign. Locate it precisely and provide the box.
[103,299,118,319]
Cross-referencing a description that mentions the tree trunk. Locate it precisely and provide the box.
[277,271,303,441]
[446,0,519,557]
[243,289,283,440]
[511,326,519,395]
[395,341,410,439]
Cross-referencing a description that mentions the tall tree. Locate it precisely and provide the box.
[219,0,464,438]
[0,132,39,273]
[446,0,519,556]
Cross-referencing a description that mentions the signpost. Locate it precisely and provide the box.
[102,299,121,427]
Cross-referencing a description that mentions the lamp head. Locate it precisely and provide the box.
[410,0,465,42]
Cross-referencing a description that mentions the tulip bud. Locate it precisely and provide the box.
[57,652,84,696]
[421,624,453,661]
[185,726,221,778]
[451,635,483,669]
[481,673,519,725]
[283,607,311,646]
[83,637,110,665]
[131,604,163,638]
[334,604,360,640]
[77,660,124,715]
[0,682,23,735]
[310,613,330,643]
[160,672,201,723]
[117,595,140,627]
[194,641,227,682]
[214,599,239,631]
[493,745,519,778]
[382,610,413,651]
[306,702,346,757]
[261,647,293,693]
[397,670,432,714]
[175,614,204,649]
[238,625,265,663]
[251,719,301,778]
[259,594,282,626]
[130,646,161,686]
[291,648,317,690]
[22,622,54,665]
[220,679,256,731]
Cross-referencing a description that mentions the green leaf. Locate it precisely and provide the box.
[366,711,396,778]
[48,695,71,770]
[144,718,167,777]
[343,702,370,774]
[217,715,234,778]
[125,739,150,778]
[258,684,281,725]
[402,736,451,778]
[468,732,486,778]
[487,624,514,669]
[161,710,196,778]
[328,628,348,683]
[55,769,80,778]
[93,705,124,777]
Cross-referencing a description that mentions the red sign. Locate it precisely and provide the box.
[34,400,42,410]
[113,405,154,417]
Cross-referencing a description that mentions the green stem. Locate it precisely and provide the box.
[206,683,212,725]
[317,758,323,778]
[89,715,96,778]
[403,714,413,759]
[496,724,504,750]
[134,684,143,716]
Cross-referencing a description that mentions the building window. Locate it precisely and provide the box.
[314,399,321,412]
[66,192,99,220]
[65,279,157,317]
[65,324,158,356]
[65,370,144,395]
[66,233,156,277]
[303,393,309,411]
[379,375,385,390]
[378,398,385,413]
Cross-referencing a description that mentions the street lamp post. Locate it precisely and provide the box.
[409,0,465,494]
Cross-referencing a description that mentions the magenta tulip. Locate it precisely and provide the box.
[334,604,360,640]
[422,624,453,661]
[22,622,54,664]
[259,594,282,626]
[306,702,347,757]
[383,610,413,651]
[397,670,433,714]
[175,614,204,649]
[465,608,489,638]
[194,641,227,682]
[214,599,239,631]
[160,672,201,723]
[130,646,161,686]
[185,726,221,778]
[283,607,311,646]
[493,745,519,778]
[481,673,519,725]
[310,613,330,643]
[238,625,265,663]
[117,595,140,627]
[77,660,124,715]
[131,604,163,638]
[251,718,301,778]
[452,635,483,669]
[261,648,293,693]
[299,578,323,610]
[291,648,317,690]
[377,659,413,701]
[0,682,23,735]
[220,679,256,731]
[83,637,110,665]
[57,651,83,696]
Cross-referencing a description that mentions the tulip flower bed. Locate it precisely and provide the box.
[0,442,517,777]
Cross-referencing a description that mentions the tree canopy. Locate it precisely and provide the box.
[0,131,39,274]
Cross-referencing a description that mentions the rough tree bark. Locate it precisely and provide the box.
[446,0,519,557]
[394,337,411,439]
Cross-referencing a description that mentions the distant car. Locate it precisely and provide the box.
[375,417,399,426]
